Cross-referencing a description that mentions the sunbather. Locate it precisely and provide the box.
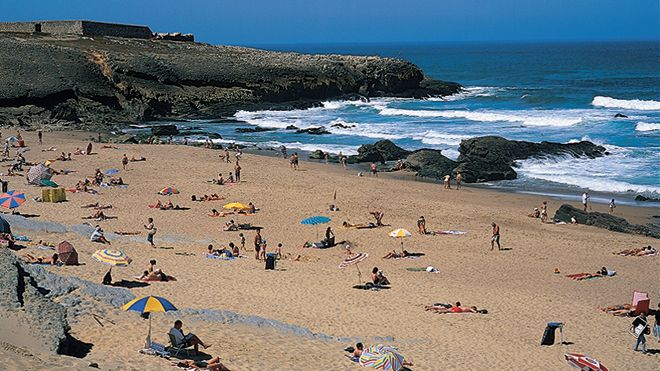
[370,210,384,226]
[168,320,211,355]
[615,246,657,256]
[81,202,99,208]
[23,253,59,265]
[372,267,390,285]
[129,156,146,162]
[209,209,222,217]
[223,220,239,231]
[528,208,540,218]
[382,250,413,259]
[148,200,162,209]
[425,301,486,314]
[174,356,230,371]
[342,221,377,229]
[90,225,111,245]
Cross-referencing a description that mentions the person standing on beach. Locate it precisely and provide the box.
[490,222,501,251]
[632,313,649,354]
[37,130,43,145]
[370,162,378,177]
[144,218,157,247]
[254,230,262,260]
[234,161,241,183]
[417,216,427,235]
[582,192,590,211]
[339,151,347,168]
[260,239,267,260]
[455,171,463,190]
[239,233,246,250]
[609,199,616,213]
[290,152,299,170]
[443,174,451,189]
[122,154,129,170]
[540,201,548,223]
[280,145,287,158]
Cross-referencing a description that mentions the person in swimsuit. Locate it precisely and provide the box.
[455,171,463,190]
[443,174,451,189]
[540,201,548,223]
[371,267,390,285]
[370,163,378,177]
[490,222,501,251]
[417,216,427,234]
[254,230,262,260]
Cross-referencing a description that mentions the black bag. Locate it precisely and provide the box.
[265,255,275,270]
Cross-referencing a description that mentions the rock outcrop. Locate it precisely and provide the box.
[456,136,607,183]
[404,149,457,179]
[0,33,461,129]
[553,204,660,238]
[348,140,411,164]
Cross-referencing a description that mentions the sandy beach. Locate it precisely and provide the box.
[1,129,658,370]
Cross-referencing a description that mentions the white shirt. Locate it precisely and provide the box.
[169,327,185,345]
[582,193,588,203]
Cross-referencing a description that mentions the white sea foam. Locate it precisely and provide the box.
[428,86,502,102]
[260,141,359,155]
[326,119,406,140]
[379,108,585,127]
[592,96,660,111]
[413,130,472,146]
[636,122,660,132]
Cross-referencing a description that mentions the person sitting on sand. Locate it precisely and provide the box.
[174,356,230,371]
[372,267,390,285]
[160,200,178,210]
[90,225,111,245]
[209,209,221,217]
[247,202,256,214]
[528,208,540,218]
[23,253,60,265]
[352,342,364,358]
[223,219,238,231]
[109,177,124,185]
[73,147,83,155]
[207,245,223,256]
[325,226,335,247]
[149,199,163,209]
[228,172,234,183]
[370,210,384,226]
[169,320,211,355]
[417,216,427,234]
[230,242,240,257]
[93,168,104,185]
[214,173,225,185]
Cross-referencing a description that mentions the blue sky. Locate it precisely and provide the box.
[1,0,658,45]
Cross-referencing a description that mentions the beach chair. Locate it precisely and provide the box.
[149,342,171,358]
[167,333,193,357]
[631,291,650,315]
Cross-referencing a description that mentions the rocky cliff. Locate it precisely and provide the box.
[0,33,461,129]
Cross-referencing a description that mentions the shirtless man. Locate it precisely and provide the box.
[417,216,427,234]
[370,162,378,177]
[443,174,451,189]
[455,171,463,190]
[122,154,129,170]
[490,222,501,251]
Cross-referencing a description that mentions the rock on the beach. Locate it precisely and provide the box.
[553,204,660,238]
[349,140,411,164]
[151,124,179,136]
[235,127,276,133]
[295,127,330,135]
[456,136,607,183]
[404,149,457,179]
[635,195,660,202]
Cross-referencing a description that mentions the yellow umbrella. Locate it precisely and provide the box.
[389,228,412,249]
[223,202,249,210]
[122,296,177,347]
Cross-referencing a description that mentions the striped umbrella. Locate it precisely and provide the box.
[301,216,331,240]
[123,296,178,347]
[359,344,405,371]
[565,353,608,371]
[0,190,26,209]
[339,252,368,284]
[389,228,412,249]
[92,249,132,266]
[158,187,179,195]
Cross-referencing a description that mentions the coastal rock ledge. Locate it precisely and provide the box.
[0,33,461,129]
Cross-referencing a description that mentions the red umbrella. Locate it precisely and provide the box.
[564,353,608,371]
[339,252,369,285]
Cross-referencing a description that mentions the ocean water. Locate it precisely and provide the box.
[176,41,660,197]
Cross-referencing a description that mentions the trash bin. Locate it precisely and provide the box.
[0,180,7,193]
[265,253,276,270]
[541,322,564,345]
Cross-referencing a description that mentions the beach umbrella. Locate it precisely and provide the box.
[301,215,331,239]
[92,249,132,266]
[564,353,608,371]
[122,296,177,347]
[0,190,26,209]
[105,168,120,175]
[339,252,368,285]
[359,344,405,371]
[27,164,53,185]
[389,228,412,249]
[223,202,249,210]
[158,187,179,195]
[56,241,79,266]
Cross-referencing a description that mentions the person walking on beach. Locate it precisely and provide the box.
[609,199,616,214]
[456,171,462,190]
[121,154,129,170]
[290,152,299,170]
[254,229,262,260]
[234,161,241,183]
[443,174,451,189]
[582,192,590,212]
[417,216,427,235]
[490,222,501,251]
[631,313,650,354]
[649,302,660,343]
[370,162,378,177]
[339,151,347,168]
[37,130,43,145]
[144,217,157,247]
[280,145,287,158]
[540,201,548,223]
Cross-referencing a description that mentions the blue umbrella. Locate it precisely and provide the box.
[123,296,177,347]
[301,216,331,239]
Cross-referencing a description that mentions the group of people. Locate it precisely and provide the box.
[443,171,463,190]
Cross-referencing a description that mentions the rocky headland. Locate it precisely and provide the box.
[0,33,461,129]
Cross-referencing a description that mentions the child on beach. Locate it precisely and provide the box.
[275,243,283,259]
[259,239,267,260]
[122,154,128,170]
[239,233,245,250]
[540,201,548,223]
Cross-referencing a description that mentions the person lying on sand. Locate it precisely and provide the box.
[346,343,413,367]
[615,246,657,256]
[425,301,487,314]
[73,148,84,155]
[148,200,163,209]
[372,267,390,285]
[566,267,615,280]
[23,253,60,265]
[90,225,111,245]
[342,221,377,229]
[108,177,124,185]
[382,249,412,259]
[600,304,633,316]
[101,145,118,149]
[174,356,230,371]
[129,156,146,162]
[160,200,175,210]
[293,254,319,262]
[223,220,238,231]
[209,209,222,217]
[41,146,56,152]
[82,210,114,221]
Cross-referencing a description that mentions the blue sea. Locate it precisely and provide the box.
[169,41,660,199]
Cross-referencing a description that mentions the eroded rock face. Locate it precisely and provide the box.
[404,149,457,179]
[0,34,461,129]
[456,136,607,183]
[553,204,660,238]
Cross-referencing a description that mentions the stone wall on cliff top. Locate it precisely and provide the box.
[0,33,461,129]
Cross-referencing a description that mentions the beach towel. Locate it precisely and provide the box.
[433,230,467,235]
[206,254,235,260]
[13,235,30,242]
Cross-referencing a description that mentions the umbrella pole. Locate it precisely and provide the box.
[146,314,152,348]
[356,264,362,285]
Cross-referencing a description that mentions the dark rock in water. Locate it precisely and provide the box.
[151,124,179,136]
[553,204,660,238]
[207,133,223,139]
[285,125,299,130]
[309,150,326,160]
[295,127,330,135]
[635,195,660,202]
[235,127,276,133]
[405,149,457,179]
[456,136,607,183]
[349,140,411,164]
[614,113,628,118]
[331,122,356,129]
[0,33,461,129]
